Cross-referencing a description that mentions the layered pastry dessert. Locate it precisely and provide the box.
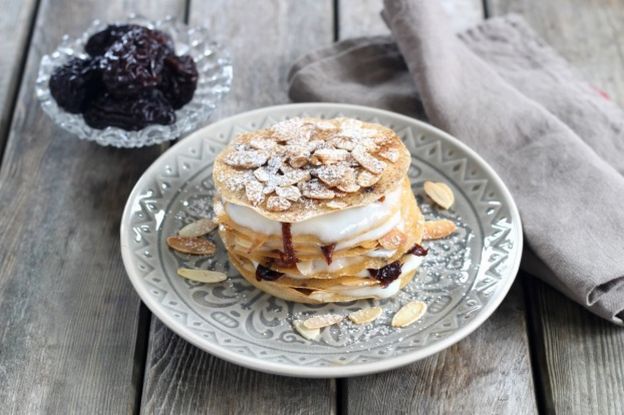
[212,117,429,304]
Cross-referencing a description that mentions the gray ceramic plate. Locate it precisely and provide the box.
[120,103,522,377]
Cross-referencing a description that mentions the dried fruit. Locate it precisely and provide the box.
[293,320,320,340]
[178,218,216,237]
[83,89,175,130]
[424,181,455,209]
[255,264,284,281]
[49,57,102,113]
[166,236,216,255]
[368,261,402,287]
[86,24,137,56]
[302,314,344,329]
[348,307,382,324]
[407,243,428,256]
[159,54,198,109]
[391,301,427,327]
[378,229,407,250]
[423,219,457,240]
[177,268,227,283]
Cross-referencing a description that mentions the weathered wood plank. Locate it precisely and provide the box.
[140,2,336,414]
[487,1,624,413]
[338,0,484,39]
[0,0,38,149]
[338,2,538,413]
[0,1,186,413]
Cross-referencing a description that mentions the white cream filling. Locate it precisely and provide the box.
[328,255,424,298]
[224,185,402,244]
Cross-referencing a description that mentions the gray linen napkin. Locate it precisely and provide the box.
[288,0,624,325]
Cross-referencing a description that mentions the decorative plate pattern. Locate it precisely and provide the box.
[120,103,522,377]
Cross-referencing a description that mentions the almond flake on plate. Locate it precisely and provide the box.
[293,321,320,341]
[166,236,216,256]
[348,307,383,324]
[177,268,227,283]
[423,181,455,209]
[391,301,428,328]
[302,313,344,329]
[178,218,216,238]
[423,219,457,240]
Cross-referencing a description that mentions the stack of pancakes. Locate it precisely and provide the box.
[213,117,427,304]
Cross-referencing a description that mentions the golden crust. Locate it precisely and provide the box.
[212,117,411,223]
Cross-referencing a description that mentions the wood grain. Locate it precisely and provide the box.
[338,2,538,413]
[0,0,38,148]
[0,1,186,413]
[338,0,484,39]
[487,1,624,413]
[139,2,336,414]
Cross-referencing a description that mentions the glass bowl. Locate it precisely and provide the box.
[35,15,233,148]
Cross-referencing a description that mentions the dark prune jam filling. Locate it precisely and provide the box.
[407,243,428,256]
[368,260,402,287]
[278,223,297,268]
[320,243,336,265]
[49,24,198,131]
[255,264,283,282]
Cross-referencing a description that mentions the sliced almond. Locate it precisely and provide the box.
[167,236,216,256]
[275,185,301,202]
[266,196,291,212]
[378,148,399,163]
[326,200,348,209]
[245,180,265,205]
[249,137,278,151]
[224,149,268,169]
[313,148,349,164]
[293,320,320,341]
[300,180,335,200]
[424,181,455,209]
[177,268,227,283]
[178,218,217,238]
[423,219,457,240]
[356,170,380,187]
[378,228,407,250]
[336,168,360,193]
[348,307,383,324]
[391,301,428,328]
[352,145,386,174]
[302,313,344,329]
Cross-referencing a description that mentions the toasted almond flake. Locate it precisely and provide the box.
[178,218,217,238]
[177,268,227,283]
[317,164,348,187]
[285,144,310,168]
[275,185,301,202]
[423,219,457,240]
[224,149,269,169]
[293,321,320,341]
[336,168,360,193]
[253,166,271,182]
[313,148,349,164]
[424,181,455,209]
[352,145,386,174]
[378,148,399,163]
[356,170,380,187]
[349,307,383,324]
[329,136,356,151]
[249,137,278,151]
[266,196,291,212]
[245,180,265,205]
[303,313,344,329]
[326,200,348,209]
[166,236,216,256]
[300,180,335,200]
[392,301,428,328]
[378,228,407,250]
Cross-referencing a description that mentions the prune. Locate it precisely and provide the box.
[159,55,198,109]
[101,27,173,97]
[255,264,284,282]
[85,24,138,56]
[49,57,102,113]
[83,89,175,131]
[368,261,402,287]
[407,243,428,256]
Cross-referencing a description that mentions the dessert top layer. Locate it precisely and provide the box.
[212,117,411,222]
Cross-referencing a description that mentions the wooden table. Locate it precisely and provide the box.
[1,0,623,413]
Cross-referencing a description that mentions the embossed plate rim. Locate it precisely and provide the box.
[120,103,523,378]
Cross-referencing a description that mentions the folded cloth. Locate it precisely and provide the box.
[288,0,624,325]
